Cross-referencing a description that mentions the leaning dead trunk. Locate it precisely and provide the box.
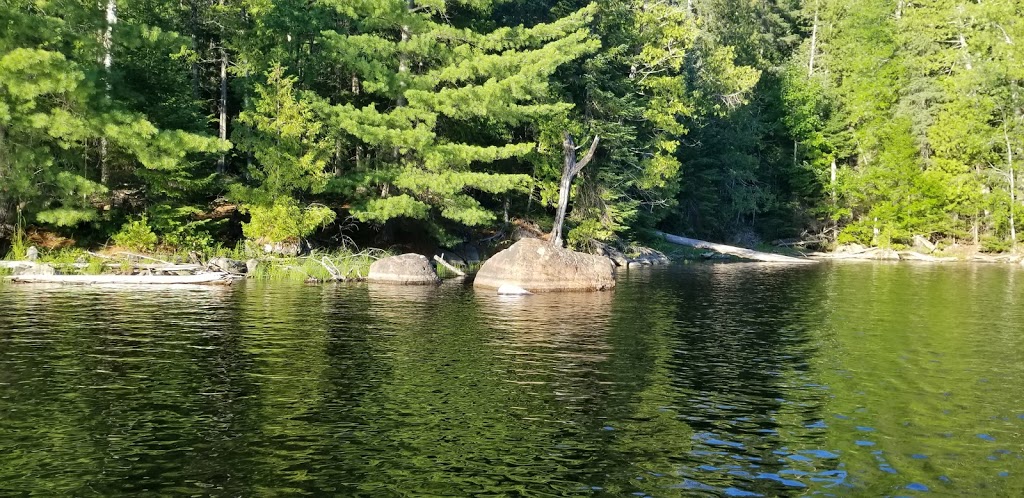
[654,230,816,263]
[550,133,599,247]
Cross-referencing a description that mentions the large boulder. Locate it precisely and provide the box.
[367,253,440,285]
[474,238,616,292]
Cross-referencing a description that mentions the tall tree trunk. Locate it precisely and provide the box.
[550,133,599,247]
[397,1,412,108]
[808,3,819,76]
[0,126,11,239]
[830,158,837,201]
[189,0,200,99]
[1006,123,1016,247]
[99,0,117,186]
[217,33,228,174]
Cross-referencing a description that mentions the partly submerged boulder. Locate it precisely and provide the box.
[367,253,440,285]
[474,238,615,292]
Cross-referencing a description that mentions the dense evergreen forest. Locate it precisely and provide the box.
[1,0,1021,254]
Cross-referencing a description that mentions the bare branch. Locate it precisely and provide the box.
[572,135,600,175]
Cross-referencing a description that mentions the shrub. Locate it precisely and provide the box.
[241,200,335,243]
[981,235,1012,254]
[112,216,158,251]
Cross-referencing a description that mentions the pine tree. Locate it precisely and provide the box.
[308,0,602,243]
[0,0,226,239]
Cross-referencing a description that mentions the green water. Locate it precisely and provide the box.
[1,262,1023,496]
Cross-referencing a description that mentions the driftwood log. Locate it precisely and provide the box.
[654,231,817,264]
[0,261,202,272]
[433,254,466,277]
[7,272,235,285]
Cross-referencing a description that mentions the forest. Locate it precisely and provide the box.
[1,0,1021,256]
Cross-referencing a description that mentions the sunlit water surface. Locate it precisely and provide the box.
[2,262,1024,496]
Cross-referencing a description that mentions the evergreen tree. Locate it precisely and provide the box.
[309,0,601,244]
[0,0,226,240]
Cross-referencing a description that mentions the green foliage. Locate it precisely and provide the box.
[242,201,336,243]
[2,0,1020,253]
[112,217,159,251]
[0,0,226,240]
[5,224,28,261]
[235,65,331,203]
[148,206,219,252]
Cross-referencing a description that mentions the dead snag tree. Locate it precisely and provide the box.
[550,133,599,247]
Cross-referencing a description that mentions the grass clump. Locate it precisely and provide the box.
[248,249,385,282]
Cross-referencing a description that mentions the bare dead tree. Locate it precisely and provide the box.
[550,133,599,247]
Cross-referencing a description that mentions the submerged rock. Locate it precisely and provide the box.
[497,284,533,295]
[367,254,440,285]
[473,238,615,292]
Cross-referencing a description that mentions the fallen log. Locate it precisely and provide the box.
[434,254,466,277]
[2,260,203,272]
[653,231,817,264]
[7,272,235,285]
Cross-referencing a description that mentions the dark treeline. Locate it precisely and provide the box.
[0,0,1021,253]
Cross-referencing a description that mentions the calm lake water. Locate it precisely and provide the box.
[2,262,1024,496]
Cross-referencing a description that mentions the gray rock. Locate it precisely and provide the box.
[367,254,440,285]
[912,235,937,254]
[209,257,246,274]
[14,263,56,276]
[596,242,628,267]
[876,249,901,260]
[473,238,616,292]
[835,243,868,254]
[25,246,38,262]
[246,259,260,275]
[253,238,305,257]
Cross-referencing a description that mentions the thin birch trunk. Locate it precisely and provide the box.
[99,0,117,185]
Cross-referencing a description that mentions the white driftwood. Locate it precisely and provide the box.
[434,254,466,277]
[654,231,816,264]
[7,272,235,285]
[2,260,202,272]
